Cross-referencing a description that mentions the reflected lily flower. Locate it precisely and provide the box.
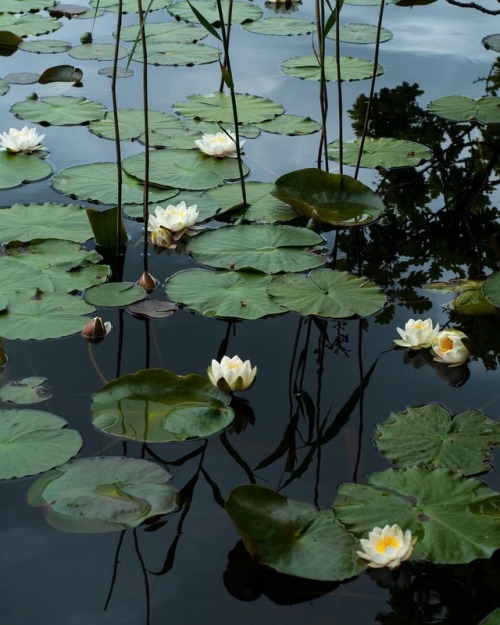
[147,202,200,249]
[357,524,415,570]
[0,126,45,154]
[195,132,244,158]
[207,355,257,393]
[81,317,112,341]
[393,318,440,350]
[431,329,470,366]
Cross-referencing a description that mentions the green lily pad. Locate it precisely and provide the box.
[0,78,9,95]
[168,0,262,25]
[0,258,53,299]
[0,203,92,244]
[482,272,500,307]
[84,282,146,307]
[376,404,500,476]
[164,269,286,319]
[186,224,326,274]
[68,43,128,61]
[88,108,184,141]
[0,291,95,340]
[90,0,170,10]
[328,137,432,169]
[480,609,500,625]
[256,114,321,136]
[328,23,393,44]
[132,40,219,66]
[345,0,396,5]
[19,39,72,54]
[0,408,81,480]
[0,377,52,404]
[483,34,500,53]
[282,55,383,81]
[242,17,315,36]
[173,91,284,124]
[334,467,500,565]
[0,14,62,37]
[4,72,40,84]
[268,268,386,318]
[123,149,249,191]
[226,485,364,581]
[11,95,107,125]
[3,0,58,11]
[38,65,82,84]
[91,368,234,442]
[28,456,178,532]
[52,162,178,205]
[0,152,52,190]
[118,21,205,42]
[428,95,500,125]
[272,168,384,226]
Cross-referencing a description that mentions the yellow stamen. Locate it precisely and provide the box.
[375,536,400,553]
[440,336,454,353]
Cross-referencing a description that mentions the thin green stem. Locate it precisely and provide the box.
[111,0,123,256]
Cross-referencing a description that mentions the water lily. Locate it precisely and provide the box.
[357,524,415,570]
[81,317,112,340]
[147,202,200,248]
[207,355,257,393]
[195,132,244,158]
[431,329,469,366]
[393,318,440,350]
[0,126,45,154]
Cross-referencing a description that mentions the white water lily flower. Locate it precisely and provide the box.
[207,355,257,393]
[148,202,199,233]
[431,329,469,366]
[0,126,45,153]
[194,132,244,158]
[393,318,440,350]
[357,524,415,570]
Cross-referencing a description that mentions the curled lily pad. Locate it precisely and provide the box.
[28,456,178,532]
[91,368,234,442]
[38,65,82,84]
[282,55,383,81]
[11,95,107,125]
[0,153,52,190]
[0,377,52,404]
[272,168,384,226]
[164,269,286,319]
[0,408,82,479]
[328,137,432,169]
[428,95,500,125]
[84,282,147,307]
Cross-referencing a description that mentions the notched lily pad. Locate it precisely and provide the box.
[84,282,147,308]
[0,376,52,404]
[328,137,432,169]
[11,95,107,126]
[428,95,500,125]
[0,153,52,190]
[127,299,177,319]
[282,55,383,82]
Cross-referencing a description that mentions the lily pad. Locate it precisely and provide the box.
[4,72,40,84]
[482,34,500,53]
[91,368,234,442]
[328,137,432,169]
[328,23,393,44]
[0,377,52,404]
[132,40,219,66]
[123,149,249,191]
[376,404,500,476]
[428,95,500,125]
[0,152,52,190]
[282,55,383,81]
[11,95,107,125]
[48,4,89,17]
[52,162,178,205]
[0,291,95,340]
[168,0,262,25]
[19,40,72,54]
[482,272,500,307]
[186,224,326,274]
[268,268,386,318]
[334,466,500,565]
[38,65,82,83]
[256,114,321,136]
[118,21,205,42]
[84,283,146,308]
[68,43,128,61]
[0,78,9,95]
[4,0,58,11]
[164,269,286,319]
[226,485,364,581]
[28,456,178,532]
[173,91,284,124]
[481,609,500,625]
[88,108,185,141]
[272,168,384,226]
[0,258,53,299]
[90,0,170,10]
[0,203,92,244]
[242,17,315,36]
[0,408,81,480]
[127,299,177,319]
[0,14,62,37]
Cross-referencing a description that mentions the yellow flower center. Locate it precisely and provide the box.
[227,362,243,370]
[440,336,454,353]
[414,321,424,329]
[375,536,400,553]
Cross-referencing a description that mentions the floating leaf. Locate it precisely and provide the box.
[84,283,146,308]
[4,72,39,84]
[4,0,58,11]
[256,114,321,136]
[0,377,52,404]
[164,269,286,319]
[328,23,392,44]
[186,224,326,274]
[282,55,383,81]
[0,258,53,300]
[428,95,500,125]
[48,5,90,18]
[423,279,499,315]
[0,78,9,95]
[480,609,500,625]
[0,291,95,340]
[69,43,128,61]
[19,40,72,54]
[173,91,284,124]
[225,485,364,581]
[90,0,170,10]
[127,299,177,319]
[272,168,384,226]
[0,152,51,190]
[0,203,92,244]
[123,149,249,191]
[268,268,386,318]
[91,369,234,442]
[28,456,177,532]
[169,0,262,25]
[345,0,396,5]
[334,467,500,565]
[0,14,62,37]
[98,66,133,78]
[38,64,82,83]
[328,137,432,169]
[118,21,205,42]
[376,404,500,476]
[482,272,500,307]
[52,162,178,205]
[483,34,500,53]
[242,17,315,36]
[11,95,107,125]
[0,409,81,479]
[132,41,219,66]
[88,108,184,141]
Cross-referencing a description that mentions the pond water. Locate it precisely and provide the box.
[1,0,500,623]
